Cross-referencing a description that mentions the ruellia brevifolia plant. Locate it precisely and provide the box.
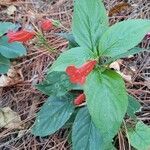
[32,0,150,149]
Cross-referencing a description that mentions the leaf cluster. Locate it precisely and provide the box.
[32,0,150,149]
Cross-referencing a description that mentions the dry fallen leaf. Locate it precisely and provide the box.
[0,67,24,87]
[0,0,23,7]
[109,2,132,17]
[109,61,121,71]
[109,60,132,83]
[0,107,22,129]
[0,75,11,87]
[117,72,132,83]
[7,5,17,15]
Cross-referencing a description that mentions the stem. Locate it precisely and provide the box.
[37,33,56,53]
[31,22,56,53]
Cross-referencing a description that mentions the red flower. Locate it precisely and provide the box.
[74,93,86,106]
[66,60,97,85]
[7,30,35,43]
[40,19,53,31]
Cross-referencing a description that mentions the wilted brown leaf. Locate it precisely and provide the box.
[109,60,121,71]
[109,2,132,17]
[109,60,132,83]
[0,107,22,129]
[0,0,23,6]
[0,68,24,87]
[118,72,132,83]
[7,5,17,15]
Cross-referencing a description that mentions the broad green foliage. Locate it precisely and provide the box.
[0,54,10,73]
[0,23,26,74]
[32,95,75,137]
[127,95,141,119]
[72,107,104,150]
[0,22,16,36]
[64,109,79,128]
[105,144,117,150]
[84,69,128,142]
[128,122,150,150]
[33,0,150,149]
[56,32,78,48]
[36,71,76,97]
[50,47,94,72]
[99,19,150,57]
[0,37,26,58]
[73,0,108,51]
[104,47,144,65]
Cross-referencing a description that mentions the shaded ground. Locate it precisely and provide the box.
[0,0,150,149]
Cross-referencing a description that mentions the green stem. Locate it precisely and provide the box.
[37,33,56,52]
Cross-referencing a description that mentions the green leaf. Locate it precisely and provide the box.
[32,94,75,137]
[0,36,26,58]
[36,71,76,97]
[72,107,104,150]
[105,144,117,150]
[73,0,108,51]
[99,19,150,57]
[84,69,128,142]
[50,47,93,72]
[56,32,78,48]
[0,54,10,73]
[64,108,79,128]
[0,22,16,36]
[127,95,141,119]
[128,122,150,150]
[104,47,144,65]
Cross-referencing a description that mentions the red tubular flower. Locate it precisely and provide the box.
[7,30,35,43]
[66,60,97,85]
[74,93,86,106]
[40,19,53,31]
